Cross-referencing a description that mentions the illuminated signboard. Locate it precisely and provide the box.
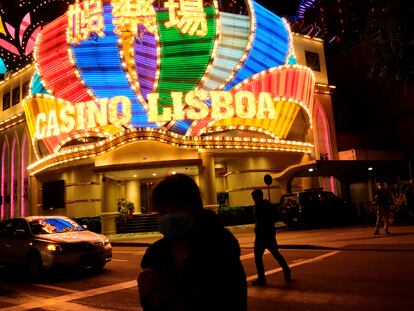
[23,0,315,156]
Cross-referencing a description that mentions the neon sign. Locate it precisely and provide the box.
[147,91,277,122]
[164,0,208,36]
[33,96,132,140]
[68,0,105,44]
[25,0,316,156]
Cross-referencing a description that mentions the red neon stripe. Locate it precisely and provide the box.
[190,67,315,136]
[37,14,92,103]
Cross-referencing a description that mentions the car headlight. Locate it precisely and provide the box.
[104,238,111,247]
[46,244,62,252]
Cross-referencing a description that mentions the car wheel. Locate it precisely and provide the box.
[90,261,106,272]
[28,252,43,282]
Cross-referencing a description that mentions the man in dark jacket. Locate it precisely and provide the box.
[138,174,247,311]
[251,189,291,286]
[373,182,392,235]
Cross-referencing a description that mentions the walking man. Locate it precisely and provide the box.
[373,182,392,235]
[251,189,291,286]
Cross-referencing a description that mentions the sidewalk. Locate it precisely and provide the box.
[107,223,259,247]
[108,224,414,250]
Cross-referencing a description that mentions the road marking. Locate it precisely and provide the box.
[111,259,129,262]
[246,250,341,281]
[112,251,146,254]
[1,251,340,310]
[0,280,137,311]
[33,284,80,294]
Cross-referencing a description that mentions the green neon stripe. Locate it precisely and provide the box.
[156,6,217,113]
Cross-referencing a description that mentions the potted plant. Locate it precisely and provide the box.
[116,199,135,232]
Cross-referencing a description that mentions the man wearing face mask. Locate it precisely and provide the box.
[138,174,247,311]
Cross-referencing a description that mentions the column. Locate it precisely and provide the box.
[100,177,118,235]
[126,179,141,214]
[199,152,218,212]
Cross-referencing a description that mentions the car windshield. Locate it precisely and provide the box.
[28,218,84,235]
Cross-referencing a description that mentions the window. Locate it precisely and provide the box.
[305,51,321,72]
[12,87,20,106]
[22,81,30,98]
[2,92,10,110]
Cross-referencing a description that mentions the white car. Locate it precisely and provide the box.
[0,216,112,280]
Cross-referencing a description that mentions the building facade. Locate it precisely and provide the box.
[0,0,337,234]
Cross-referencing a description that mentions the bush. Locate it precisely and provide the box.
[73,216,102,233]
[218,205,254,226]
[116,199,135,228]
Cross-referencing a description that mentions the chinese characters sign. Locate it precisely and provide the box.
[68,0,105,44]
[68,0,208,44]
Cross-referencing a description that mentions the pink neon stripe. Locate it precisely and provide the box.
[21,136,26,217]
[5,22,15,39]
[1,143,6,220]
[11,139,15,218]
[19,13,31,46]
[25,26,41,56]
[317,104,335,192]
[0,38,20,55]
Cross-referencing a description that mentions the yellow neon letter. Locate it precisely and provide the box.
[211,91,234,119]
[35,113,47,140]
[46,110,61,138]
[172,92,185,120]
[109,96,132,126]
[257,92,275,119]
[60,103,76,134]
[76,102,86,130]
[146,93,171,122]
[86,99,108,129]
[235,91,256,119]
[185,90,209,120]
[147,93,160,122]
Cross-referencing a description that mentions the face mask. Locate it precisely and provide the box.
[159,212,195,242]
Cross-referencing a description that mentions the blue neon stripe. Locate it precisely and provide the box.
[30,71,49,95]
[71,5,157,128]
[224,1,291,90]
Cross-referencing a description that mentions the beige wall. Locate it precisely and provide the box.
[36,167,101,218]
[218,153,303,206]
[292,34,329,85]
[95,140,199,167]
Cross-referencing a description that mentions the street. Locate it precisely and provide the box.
[1,226,414,310]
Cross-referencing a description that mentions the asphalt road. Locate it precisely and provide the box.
[1,226,414,310]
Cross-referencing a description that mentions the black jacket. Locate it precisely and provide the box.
[140,209,247,311]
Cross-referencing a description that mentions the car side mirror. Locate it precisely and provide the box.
[82,224,88,230]
[14,229,26,237]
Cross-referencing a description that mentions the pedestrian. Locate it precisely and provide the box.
[251,189,291,286]
[137,174,247,311]
[373,182,392,235]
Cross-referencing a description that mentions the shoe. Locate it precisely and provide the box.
[251,278,267,286]
[284,269,291,281]
[373,230,380,235]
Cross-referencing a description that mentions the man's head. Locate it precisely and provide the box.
[251,189,264,205]
[377,182,384,190]
[152,174,203,217]
[152,174,203,242]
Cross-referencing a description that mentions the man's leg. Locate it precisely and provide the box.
[384,209,390,233]
[267,240,291,281]
[374,209,382,234]
[253,237,267,285]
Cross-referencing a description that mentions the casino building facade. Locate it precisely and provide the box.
[0,0,337,234]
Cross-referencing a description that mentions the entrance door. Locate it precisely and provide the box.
[140,178,162,213]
